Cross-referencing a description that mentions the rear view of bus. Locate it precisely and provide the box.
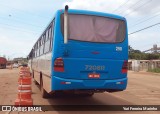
[52,6,128,95]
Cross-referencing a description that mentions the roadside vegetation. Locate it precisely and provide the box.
[129,46,160,60]
[129,46,160,73]
[148,68,160,73]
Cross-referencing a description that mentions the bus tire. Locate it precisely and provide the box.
[40,76,50,98]
[32,70,39,85]
[34,80,39,85]
[32,70,34,78]
[84,92,94,97]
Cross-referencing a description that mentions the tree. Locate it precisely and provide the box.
[128,46,160,60]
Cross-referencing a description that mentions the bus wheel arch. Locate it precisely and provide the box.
[86,92,94,97]
[32,70,34,78]
[82,92,94,97]
[40,72,50,98]
[32,70,39,85]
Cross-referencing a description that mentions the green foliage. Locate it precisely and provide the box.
[129,45,160,60]
[148,68,160,73]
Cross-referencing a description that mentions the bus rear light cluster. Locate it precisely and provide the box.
[116,81,124,85]
[54,57,64,72]
[121,60,128,73]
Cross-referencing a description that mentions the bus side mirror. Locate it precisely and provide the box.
[64,5,69,44]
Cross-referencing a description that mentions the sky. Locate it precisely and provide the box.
[0,0,160,59]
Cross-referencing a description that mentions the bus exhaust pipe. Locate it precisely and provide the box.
[64,5,69,44]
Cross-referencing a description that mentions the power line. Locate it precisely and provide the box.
[112,0,131,13]
[131,42,160,50]
[0,3,49,19]
[0,15,44,29]
[117,0,143,15]
[124,0,152,17]
[128,22,160,35]
[0,22,40,35]
[129,12,160,28]
[128,2,160,27]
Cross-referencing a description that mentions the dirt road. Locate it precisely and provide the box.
[0,69,159,114]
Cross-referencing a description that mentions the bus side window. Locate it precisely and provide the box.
[40,36,44,55]
[36,43,38,57]
[37,41,40,57]
[39,38,41,55]
[33,46,35,58]
[50,20,54,51]
[32,48,35,58]
[39,39,41,56]
[43,34,46,53]
[44,30,50,53]
[35,44,37,57]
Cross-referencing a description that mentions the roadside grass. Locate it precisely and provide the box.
[148,68,160,73]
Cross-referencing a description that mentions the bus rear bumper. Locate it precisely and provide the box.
[51,76,127,91]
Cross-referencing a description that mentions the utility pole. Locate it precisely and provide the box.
[143,44,160,54]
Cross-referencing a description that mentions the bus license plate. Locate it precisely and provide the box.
[88,73,100,78]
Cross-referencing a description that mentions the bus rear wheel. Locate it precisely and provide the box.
[78,92,94,97]
[40,78,50,98]
[32,70,39,85]
[34,80,39,85]
[84,92,94,97]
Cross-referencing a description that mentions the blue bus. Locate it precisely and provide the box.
[28,6,128,98]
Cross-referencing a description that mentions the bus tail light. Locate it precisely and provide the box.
[54,57,64,72]
[121,60,128,73]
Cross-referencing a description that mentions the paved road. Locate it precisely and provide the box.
[0,69,160,114]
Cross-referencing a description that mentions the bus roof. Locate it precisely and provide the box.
[57,9,126,21]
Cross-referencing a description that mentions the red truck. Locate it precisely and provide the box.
[0,57,7,69]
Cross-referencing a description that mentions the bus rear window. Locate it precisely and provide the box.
[61,14,126,43]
